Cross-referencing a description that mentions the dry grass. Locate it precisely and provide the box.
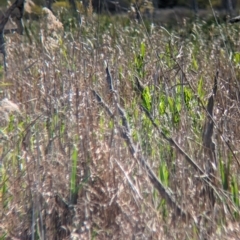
[0,10,240,239]
[41,7,64,33]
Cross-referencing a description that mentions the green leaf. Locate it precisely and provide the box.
[140,42,146,57]
[70,146,78,199]
[168,97,174,113]
[192,54,198,70]
[159,98,166,115]
[184,87,193,110]
[231,176,239,207]
[197,76,204,100]
[219,158,230,191]
[176,100,182,112]
[233,52,240,65]
[158,162,169,186]
[142,86,151,111]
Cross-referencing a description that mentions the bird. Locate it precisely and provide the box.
[229,15,240,23]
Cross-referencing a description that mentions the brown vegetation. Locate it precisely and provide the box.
[0,3,240,240]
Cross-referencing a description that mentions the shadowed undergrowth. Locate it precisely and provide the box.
[0,12,240,239]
